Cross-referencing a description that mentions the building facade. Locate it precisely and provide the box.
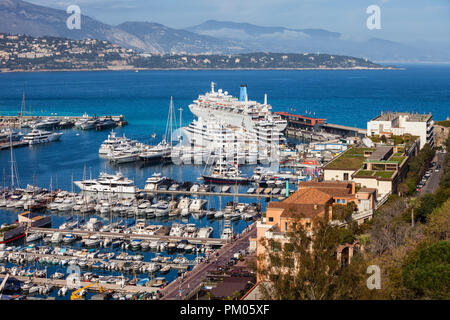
[367,112,434,149]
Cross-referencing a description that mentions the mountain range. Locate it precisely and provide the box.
[0,0,448,62]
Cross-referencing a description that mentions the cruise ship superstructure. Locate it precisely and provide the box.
[188,82,287,132]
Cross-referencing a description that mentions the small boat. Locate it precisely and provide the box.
[214,211,224,219]
[58,286,68,296]
[26,233,43,243]
[159,265,170,274]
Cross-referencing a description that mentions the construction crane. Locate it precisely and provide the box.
[70,281,104,300]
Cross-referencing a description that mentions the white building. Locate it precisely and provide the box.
[367,112,434,149]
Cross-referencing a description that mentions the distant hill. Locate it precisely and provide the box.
[0,0,448,62]
[0,33,387,72]
[117,21,244,54]
[186,20,341,39]
[0,0,146,50]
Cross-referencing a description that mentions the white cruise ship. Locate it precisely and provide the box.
[188,82,287,132]
[180,116,283,164]
[23,129,63,145]
[74,172,136,196]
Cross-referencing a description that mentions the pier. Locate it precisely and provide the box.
[0,114,127,128]
[7,275,159,295]
[0,140,28,150]
[140,189,288,200]
[28,227,227,246]
[159,224,256,300]
[275,111,366,138]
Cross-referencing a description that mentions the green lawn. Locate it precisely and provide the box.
[325,148,375,170]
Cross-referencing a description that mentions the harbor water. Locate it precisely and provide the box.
[1,64,450,299]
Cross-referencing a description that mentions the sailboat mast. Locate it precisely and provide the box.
[9,133,14,190]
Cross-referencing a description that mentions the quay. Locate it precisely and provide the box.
[0,114,127,128]
[159,224,256,300]
[140,189,288,200]
[275,112,367,138]
[7,275,159,295]
[5,250,194,269]
[28,227,227,246]
[0,140,28,150]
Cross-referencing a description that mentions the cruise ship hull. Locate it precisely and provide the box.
[189,105,287,131]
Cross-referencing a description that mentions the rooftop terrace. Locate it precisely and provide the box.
[324,147,375,170]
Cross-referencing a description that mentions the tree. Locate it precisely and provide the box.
[415,193,438,223]
[257,215,372,300]
[402,241,450,299]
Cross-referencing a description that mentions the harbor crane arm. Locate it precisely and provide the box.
[70,281,105,300]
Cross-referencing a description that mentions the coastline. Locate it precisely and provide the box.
[0,66,399,73]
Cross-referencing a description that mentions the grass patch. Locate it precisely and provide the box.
[325,148,375,170]
[373,171,395,179]
[354,170,374,177]
[436,120,450,127]
[389,156,406,164]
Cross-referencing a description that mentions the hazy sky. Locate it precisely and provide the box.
[28,0,450,43]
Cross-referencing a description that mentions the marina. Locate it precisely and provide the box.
[0,66,448,300]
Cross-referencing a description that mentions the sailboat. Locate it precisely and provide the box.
[139,97,177,162]
[201,149,250,184]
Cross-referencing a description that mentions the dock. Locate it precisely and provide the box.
[160,224,256,300]
[0,141,28,150]
[7,275,159,295]
[0,114,127,128]
[28,227,227,246]
[140,189,287,199]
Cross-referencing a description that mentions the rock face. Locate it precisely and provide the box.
[117,22,243,54]
[0,0,146,50]
[434,125,450,149]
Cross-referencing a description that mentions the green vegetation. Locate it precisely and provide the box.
[435,120,450,127]
[402,241,450,299]
[258,216,375,299]
[325,148,375,170]
[354,170,395,179]
[398,143,435,195]
[354,170,374,177]
[373,171,395,179]
[389,155,406,164]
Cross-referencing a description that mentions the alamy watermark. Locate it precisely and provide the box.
[66,5,81,30]
[366,5,381,30]
[66,265,81,289]
[366,265,381,290]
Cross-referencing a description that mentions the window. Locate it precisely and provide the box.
[306,222,311,228]
[337,199,341,204]
[342,199,346,204]
[284,222,288,232]
[344,173,349,180]
[268,217,274,222]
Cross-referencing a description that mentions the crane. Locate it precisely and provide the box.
[70,281,105,300]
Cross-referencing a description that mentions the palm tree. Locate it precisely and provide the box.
[408,197,417,227]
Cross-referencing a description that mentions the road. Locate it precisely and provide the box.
[159,224,256,300]
[418,151,445,195]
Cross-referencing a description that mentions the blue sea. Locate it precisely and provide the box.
[0,64,449,298]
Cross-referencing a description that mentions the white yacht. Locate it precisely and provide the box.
[144,173,167,191]
[98,130,134,155]
[23,129,63,145]
[74,172,136,196]
[221,221,234,240]
[197,227,213,238]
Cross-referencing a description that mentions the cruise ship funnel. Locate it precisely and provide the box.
[239,84,248,102]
